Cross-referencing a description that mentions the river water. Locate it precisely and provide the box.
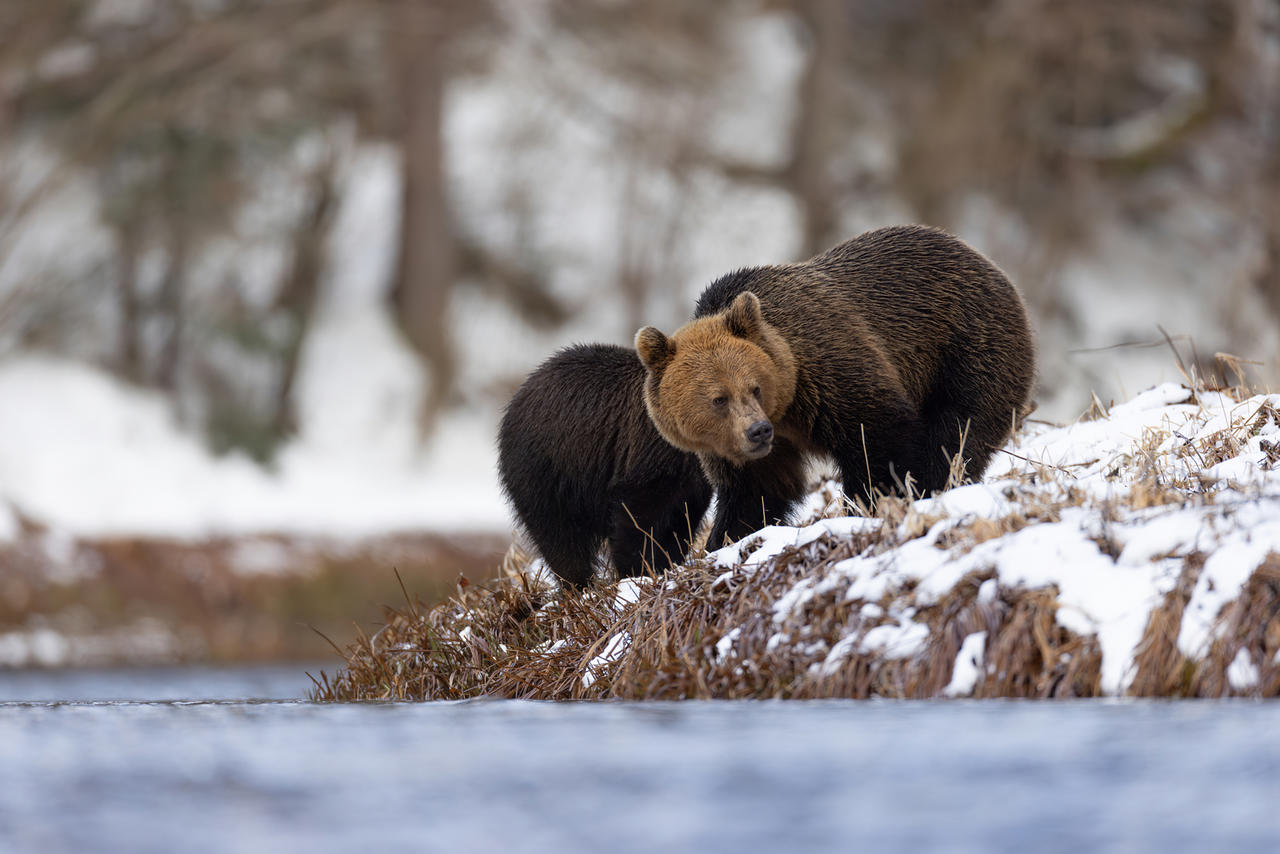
[2,665,1278,853]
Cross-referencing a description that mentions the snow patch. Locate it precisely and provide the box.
[0,628,70,667]
[613,578,648,611]
[1107,382,1194,416]
[944,632,988,698]
[916,482,1011,519]
[1179,537,1277,658]
[715,628,741,665]
[857,619,930,660]
[1227,648,1259,692]
[581,632,631,689]
[0,356,507,539]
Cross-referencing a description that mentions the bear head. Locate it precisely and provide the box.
[635,292,797,465]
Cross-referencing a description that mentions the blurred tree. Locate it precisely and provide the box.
[272,148,338,439]
[0,0,537,452]
[541,0,732,330]
[1,0,1278,457]
[387,0,460,437]
[870,0,1249,284]
[1,0,378,454]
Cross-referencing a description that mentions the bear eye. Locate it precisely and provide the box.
[712,395,729,408]
[752,386,762,400]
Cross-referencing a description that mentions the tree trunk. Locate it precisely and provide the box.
[272,156,337,439]
[113,221,143,383]
[389,0,455,439]
[154,223,188,393]
[616,150,650,336]
[789,0,845,257]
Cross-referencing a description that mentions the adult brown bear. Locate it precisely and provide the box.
[635,225,1034,548]
[498,344,712,588]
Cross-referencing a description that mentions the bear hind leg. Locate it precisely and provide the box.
[608,504,663,579]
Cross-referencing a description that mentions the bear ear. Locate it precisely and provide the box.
[725,291,763,338]
[635,326,674,372]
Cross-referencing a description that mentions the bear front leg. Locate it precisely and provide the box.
[609,496,711,577]
[608,481,711,578]
[649,489,712,573]
[832,406,930,503]
[703,440,809,549]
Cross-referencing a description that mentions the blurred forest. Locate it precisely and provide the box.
[1,0,1278,461]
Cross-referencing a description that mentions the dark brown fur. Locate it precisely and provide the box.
[498,344,711,588]
[636,225,1035,547]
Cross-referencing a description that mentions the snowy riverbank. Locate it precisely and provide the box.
[320,380,1280,700]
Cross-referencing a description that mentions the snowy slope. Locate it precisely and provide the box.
[699,383,1280,696]
[317,380,1280,701]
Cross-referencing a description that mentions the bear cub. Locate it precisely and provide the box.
[635,225,1034,548]
[498,344,712,589]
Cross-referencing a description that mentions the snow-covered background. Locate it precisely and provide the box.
[1,2,1278,548]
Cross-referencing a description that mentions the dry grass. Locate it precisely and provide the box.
[314,371,1280,702]
[312,523,1121,702]
[0,525,505,667]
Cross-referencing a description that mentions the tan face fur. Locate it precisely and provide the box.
[636,292,797,466]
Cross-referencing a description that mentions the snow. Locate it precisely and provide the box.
[711,517,879,572]
[1107,382,1194,415]
[915,482,1012,519]
[1177,523,1279,659]
[750,385,1280,696]
[0,148,504,545]
[226,540,304,578]
[1227,648,1260,692]
[0,618,178,668]
[519,559,559,592]
[944,632,988,698]
[714,628,741,664]
[0,355,507,539]
[856,618,930,661]
[0,628,70,668]
[0,16,818,547]
[581,632,630,689]
[613,578,648,611]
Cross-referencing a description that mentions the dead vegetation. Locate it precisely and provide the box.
[0,524,505,667]
[315,370,1280,702]
[311,529,1117,702]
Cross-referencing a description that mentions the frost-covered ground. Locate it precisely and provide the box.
[323,380,1280,701]
[701,382,1280,697]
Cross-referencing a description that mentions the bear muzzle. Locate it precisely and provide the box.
[743,419,774,459]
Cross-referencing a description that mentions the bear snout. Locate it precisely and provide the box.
[746,420,773,450]
[747,420,773,444]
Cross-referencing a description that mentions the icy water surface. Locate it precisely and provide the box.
[2,667,1279,853]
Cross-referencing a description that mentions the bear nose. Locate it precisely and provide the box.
[746,420,773,445]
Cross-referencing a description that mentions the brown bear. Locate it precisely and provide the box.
[498,343,712,589]
[635,225,1034,548]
